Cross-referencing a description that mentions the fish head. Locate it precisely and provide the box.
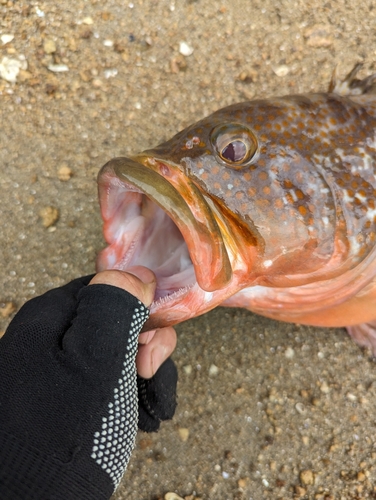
[98,95,343,328]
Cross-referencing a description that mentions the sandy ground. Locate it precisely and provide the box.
[1,0,376,498]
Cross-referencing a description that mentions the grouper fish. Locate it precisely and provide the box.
[97,65,376,352]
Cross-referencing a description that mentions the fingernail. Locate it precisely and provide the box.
[151,345,168,376]
[127,266,156,284]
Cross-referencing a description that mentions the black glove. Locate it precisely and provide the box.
[0,275,177,500]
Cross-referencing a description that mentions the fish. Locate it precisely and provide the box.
[97,64,376,353]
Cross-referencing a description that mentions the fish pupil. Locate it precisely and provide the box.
[222,140,246,162]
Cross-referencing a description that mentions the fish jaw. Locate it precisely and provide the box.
[97,156,258,329]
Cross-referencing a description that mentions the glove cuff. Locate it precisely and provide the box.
[0,431,113,500]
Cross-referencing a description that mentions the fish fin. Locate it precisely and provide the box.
[329,63,376,96]
[346,321,376,355]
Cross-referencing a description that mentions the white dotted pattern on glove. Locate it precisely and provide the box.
[90,301,149,487]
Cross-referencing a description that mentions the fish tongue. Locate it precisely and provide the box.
[103,156,232,292]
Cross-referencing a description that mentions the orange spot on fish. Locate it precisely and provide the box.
[274,198,284,209]
[256,198,270,208]
[298,205,307,216]
[258,159,266,168]
[258,171,268,181]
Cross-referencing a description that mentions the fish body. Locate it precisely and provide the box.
[97,66,376,351]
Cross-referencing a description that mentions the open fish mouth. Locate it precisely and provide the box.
[97,156,232,312]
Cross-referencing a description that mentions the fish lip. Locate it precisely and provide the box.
[97,155,233,297]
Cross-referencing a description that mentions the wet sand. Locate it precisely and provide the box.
[1,1,376,498]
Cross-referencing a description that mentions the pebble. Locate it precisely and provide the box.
[35,7,45,17]
[295,402,306,415]
[0,301,16,318]
[92,79,103,88]
[300,469,314,485]
[295,485,307,497]
[272,65,290,77]
[81,16,94,25]
[43,39,57,54]
[319,381,330,394]
[302,436,309,446]
[285,347,295,359]
[237,70,257,83]
[47,64,69,73]
[179,41,194,56]
[237,478,248,488]
[209,364,219,376]
[357,471,366,481]
[164,494,184,500]
[178,428,189,442]
[170,55,187,73]
[104,68,118,79]
[39,206,59,228]
[183,364,192,375]
[0,56,27,83]
[1,34,14,45]
[58,165,73,181]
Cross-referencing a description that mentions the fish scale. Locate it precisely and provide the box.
[97,65,376,354]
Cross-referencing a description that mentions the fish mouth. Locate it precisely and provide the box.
[97,156,232,315]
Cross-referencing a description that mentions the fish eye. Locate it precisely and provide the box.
[211,123,258,169]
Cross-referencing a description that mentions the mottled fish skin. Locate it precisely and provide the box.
[98,66,376,352]
[149,93,376,279]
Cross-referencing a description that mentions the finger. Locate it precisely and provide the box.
[138,358,178,432]
[136,326,177,379]
[138,329,157,345]
[89,267,156,307]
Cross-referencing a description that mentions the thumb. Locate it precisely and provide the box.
[62,270,153,378]
[88,267,156,306]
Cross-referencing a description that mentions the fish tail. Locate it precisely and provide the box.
[329,63,376,96]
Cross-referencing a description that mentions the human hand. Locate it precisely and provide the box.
[0,268,178,500]
[89,267,177,380]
